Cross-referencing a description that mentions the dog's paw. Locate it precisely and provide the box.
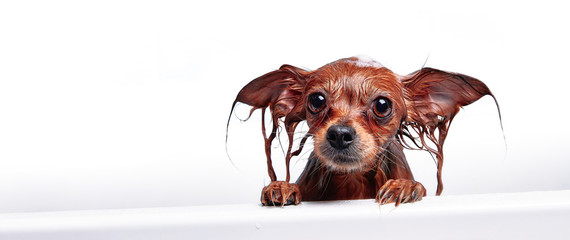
[261,181,301,206]
[376,179,426,206]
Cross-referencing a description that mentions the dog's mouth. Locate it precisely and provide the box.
[318,143,362,166]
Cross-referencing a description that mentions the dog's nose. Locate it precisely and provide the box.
[326,125,356,150]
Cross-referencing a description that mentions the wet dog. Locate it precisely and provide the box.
[229,56,498,206]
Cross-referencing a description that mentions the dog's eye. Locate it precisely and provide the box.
[372,97,392,118]
[308,93,326,113]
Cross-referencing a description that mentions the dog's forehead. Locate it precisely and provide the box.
[310,56,399,88]
[306,57,402,102]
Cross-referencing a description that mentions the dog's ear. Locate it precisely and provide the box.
[402,67,493,126]
[232,64,307,120]
[228,64,309,182]
[400,67,497,195]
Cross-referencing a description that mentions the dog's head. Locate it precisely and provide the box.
[230,56,494,173]
[303,57,407,172]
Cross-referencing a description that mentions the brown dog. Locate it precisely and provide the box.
[229,56,498,206]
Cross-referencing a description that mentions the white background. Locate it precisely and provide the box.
[0,0,568,213]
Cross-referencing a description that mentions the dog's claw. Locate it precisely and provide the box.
[376,179,426,206]
[261,181,301,206]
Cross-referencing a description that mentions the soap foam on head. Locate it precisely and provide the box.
[349,55,384,68]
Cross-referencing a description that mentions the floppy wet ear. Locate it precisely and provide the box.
[402,67,495,124]
[227,64,308,182]
[231,64,307,120]
[400,67,499,195]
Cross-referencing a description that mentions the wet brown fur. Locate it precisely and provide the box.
[228,57,498,206]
